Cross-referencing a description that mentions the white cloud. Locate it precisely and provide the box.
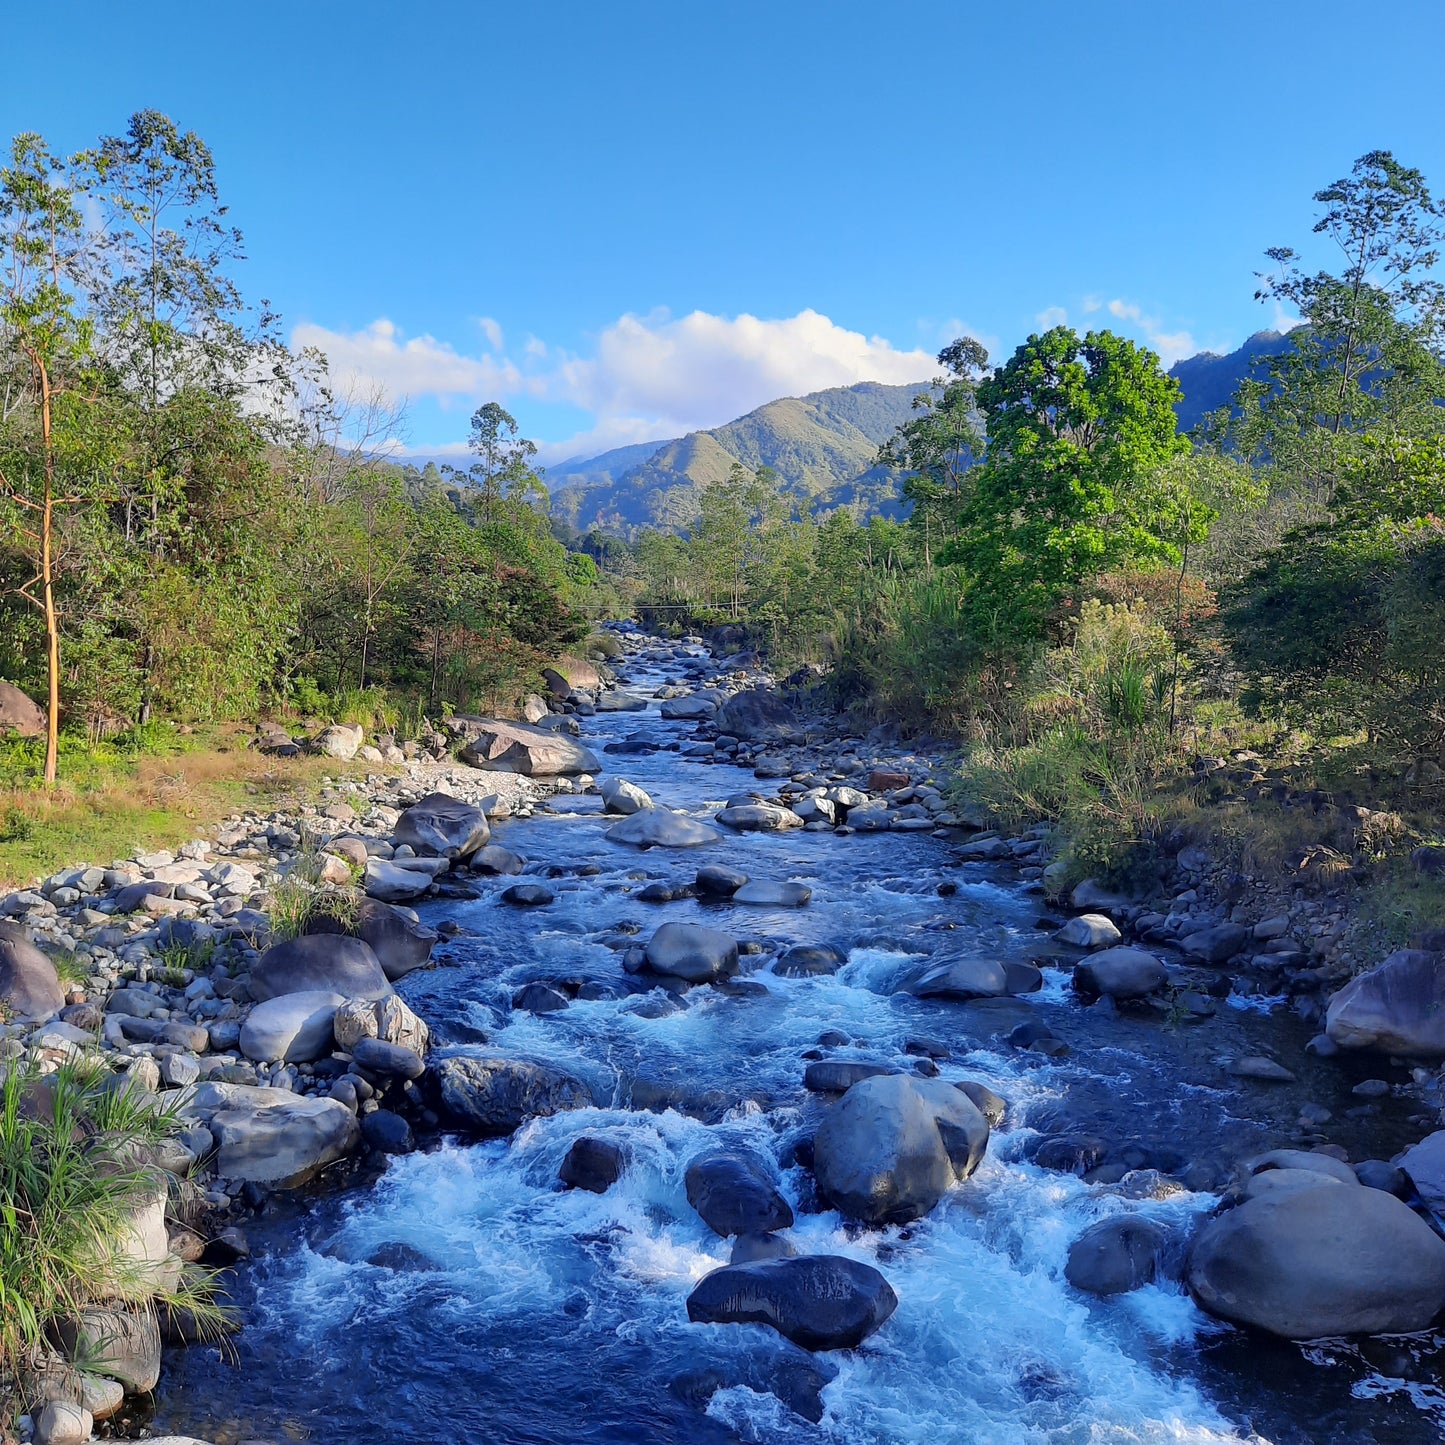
[1035,305,1068,329]
[291,318,525,410]
[478,317,504,351]
[1103,299,1197,366]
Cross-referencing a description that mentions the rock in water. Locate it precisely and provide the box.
[813,1074,989,1225]
[1073,947,1167,1000]
[392,792,489,858]
[600,777,654,814]
[686,1256,897,1350]
[456,719,600,775]
[910,956,1009,1000]
[1066,1216,1167,1295]
[695,864,748,897]
[716,803,804,832]
[713,689,802,743]
[435,1054,591,1135]
[559,1135,625,1192]
[685,1152,794,1236]
[191,1085,361,1187]
[1053,914,1122,948]
[0,920,64,1020]
[1326,949,1445,1056]
[249,934,391,1003]
[1187,1183,1445,1338]
[732,881,811,907]
[606,810,720,848]
[644,922,739,984]
[596,690,648,712]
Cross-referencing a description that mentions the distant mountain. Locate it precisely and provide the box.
[546,380,929,534]
[1169,330,1295,432]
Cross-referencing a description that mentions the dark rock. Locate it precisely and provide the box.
[643,922,739,984]
[685,1152,794,1236]
[955,1081,1007,1127]
[712,689,802,744]
[360,1109,415,1154]
[307,898,438,981]
[249,934,391,1003]
[695,864,748,897]
[393,792,490,858]
[1065,1216,1167,1295]
[501,883,555,907]
[775,944,848,977]
[1181,923,1251,964]
[1073,947,1167,1000]
[352,1037,425,1079]
[559,1135,625,1192]
[804,1060,898,1093]
[435,1054,591,1136]
[1354,1159,1408,1196]
[1031,1135,1107,1175]
[512,982,570,1014]
[0,921,64,1021]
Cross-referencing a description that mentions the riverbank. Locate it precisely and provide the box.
[4,626,1445,1444]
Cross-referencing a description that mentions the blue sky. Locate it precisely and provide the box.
[6,0,1445,462]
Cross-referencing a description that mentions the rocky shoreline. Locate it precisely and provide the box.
[5,624,1445,1442]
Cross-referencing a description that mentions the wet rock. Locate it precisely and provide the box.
[1073,947,1167,1000]
[392,792,490,858]
[643,922,739,984]
[606,810,721,849]
[731,1232,797,1264]
[910,956,1009,1000]
[501,883,555,907]
[775,944,847,977]
[360,1109,414,1154]
[1325,949,1445,1057]
[685,1151,794,1236]
[197,1085,361,1186]
[0,921,64,1021]
[1003,960,1044,994]
[713,689,802,744]
[686,1255,897,1350]
[250,934,391,1003]
[1187,1184,1445,1338]
[456,719,600,775]
[1031,1135,1107,1175]
[239,989,345,1063]
[716,802,804,832]
[695,864,748,897]
[559,1135,625,1192]
[1398,1130,1445,1216]
[597,690,648,712]
[1181,923,1251,964]
[733,880,812,907]
[955,1081,1007,1127]
[473,844,526,875]
[435,1053,591,1136]
[1065,1216,1167,1295]
[600,777,655,814]
[512,981,570,1014]
[804,1060,899,1092]
[813,1073,989,1225]
[1053,914,1122,948]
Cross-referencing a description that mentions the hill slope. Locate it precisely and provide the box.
[1169,330,1294,432]
[547,379,928,533]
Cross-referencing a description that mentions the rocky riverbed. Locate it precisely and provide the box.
[6,626,1445,1444]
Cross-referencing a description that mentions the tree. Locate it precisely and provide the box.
[464,402,539,525]
[950,326,1189,643]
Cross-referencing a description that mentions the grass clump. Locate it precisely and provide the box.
[0,1057,230,1420]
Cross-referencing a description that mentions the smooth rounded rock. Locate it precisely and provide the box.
[1073,947,1167,1000]
[392,792,489,858]
[1326,949,1445,1057]
[0,921,64,1021]
[250,934,392,1003]
[1066,1216,1167,1295]
[911,956,1009,1000]
[644,922,739,985]
[559,1135,625,1192]
[435,1053,592,1136]
[685,1151,794,1237]
[239,990,345,1063]
[607,811,721,849]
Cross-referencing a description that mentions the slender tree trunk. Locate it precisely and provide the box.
[38,356,59,786]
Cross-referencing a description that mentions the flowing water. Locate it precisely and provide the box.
[153,640,1445,1445]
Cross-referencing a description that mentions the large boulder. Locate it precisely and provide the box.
[239,990,345,1062]
[1326,949,1445,1057]
[687,1256,897,1351]
[1397,1130,1445,1215]
[659,695,717,720]
[716,803,804,832]
[434,1053,592,1136]
[311,723,363,760]
[0,680,46,736]
[457,719,600,776]
[685,1152,794,1237]
[1073,947,1167,1000]
[51,1307,160,1393]
[306,898,437,980]
[644,922,739,985]
[909,956,1009,1000]
[1187,1183,1445,1338]
[362,858,436,903]
[1065,1216,1167,1295]
[392,793,489,858]
[600,778,654,815]
[597,691,648,713]
[713,689,802,743]
[0,922,64,1021]
[606,811,720,849]
[248,934,391,1004]
[813,1074,989,1225]
[1181,923,1251,964]
[198,1086,361,1187]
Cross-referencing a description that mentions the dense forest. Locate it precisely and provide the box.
[0,112,605,784]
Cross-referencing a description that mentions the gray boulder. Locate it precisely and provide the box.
[1182,923,1251,964]
[435,1053,591,1136]
[51,1307,160,1393]
[713,689,802,743]
[0,680,45,735]
[732,881,811,907]
[644,922,739,984]
[596,691,648,712]
[306,898,436,980]
[392,792,489,858]
[249,934,392,1003]
[686,1256,897,1350]
[311,724,362,760]
[1398,1129,1445,1215]
[606,811,720,849]
[659,694,717,720]
[0,921,64,1021]
[1187,1183,1445,1338]
[200,1086,361,1186]
[1066,1216,1167,1295]
[716,803,804,832]
[1054,913,1122,948]
[813,1074,990,1225]
[1074,947,1167,1000]
[473,844,526,875]
[685,1152,794,1237]
[1326,949,1445,1057]
[457,719,600,775]
[910,956,1009,1000]
[600,777,654,814]
[239,990,345,1062]
[352,1036,425,1079]
[362,857,435,903]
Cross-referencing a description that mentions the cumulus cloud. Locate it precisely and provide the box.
[291,318,525,411]
[1101,299,1196,366]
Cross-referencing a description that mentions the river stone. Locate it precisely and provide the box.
[1398,1130,1445,1215]
[1187,1183,1445,1338]
[733,881,811,907]
[775,944,847,977]
[955,1081,1007,1128]
[361,1109,414,1154]
[1053,914,1122,948]
[804,1060,899,1092]
[559,1135,625,1192]
[363,857,436,902]
[457,718,600,775]
[352,1036,425,1079]
[607,810,721,849]
[1246,1149,1359,1187]
[239,990,346,1062]
[659,694,717,720]
[203,1086,361,1185]
[1182,923,1251,964]
[686,1256,897,1350]
[333,994,428,1054]
[597,690,648,712]
[501,883,555,907]
[1003,960,1045,994]
[716,803,804,832]
[473,844,526,875]
[0,921,64,1020]
[249,934,391,1003]
[1065,1216,1167,1295]
[814,1074,990,1225]
[644,922,739,984]
[1325,949,1445,1057]
[311,723,363,760]
[435,1053,592,1135]
[392,792,489,858]
[911,956,1009,1000]
[1243,1168,1348,1200]
[712,689,802,743]
[350,899,436,980]
[601,777,655,814]
[52,1307,160,1393]
[1070,879,1134,912]
[695,864,748,897]
[1073,947,1167,1000]
[34,1400,92,1445]
[685,1151,794,1236]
